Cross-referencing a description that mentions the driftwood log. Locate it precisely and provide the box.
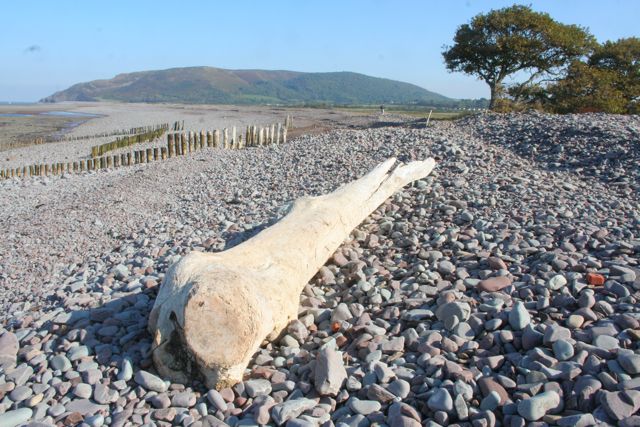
[148,157,436,389]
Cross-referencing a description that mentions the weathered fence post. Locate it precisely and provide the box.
[283,127,288,144]
[168,133,174,158]
[161,147,167,160]
[207,131,213,147]
[223,128,229,149]
[276,123,282,144]
[181,133,187,155]
[127,152,132,166]
[107,156,113,168]
[200,130,206,149]
[153,148,159,161]
[214,129,220,148]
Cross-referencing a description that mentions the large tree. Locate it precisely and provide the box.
[536,37,640,114]
[442,5,595,109]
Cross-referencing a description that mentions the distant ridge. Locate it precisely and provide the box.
[41,66,452,105]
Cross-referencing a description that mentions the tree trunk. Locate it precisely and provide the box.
[148,158,436,389]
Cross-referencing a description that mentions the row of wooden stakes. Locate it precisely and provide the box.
[0,122,288,180]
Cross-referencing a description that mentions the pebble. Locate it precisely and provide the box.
[245,379,272,397]
[349,398,381,415]
[517,391,560,421]
[271,398,317,425]
[547,275,567,291]
[478,276,511,292]
[552,339,575,361]
[0,408,33,427]
[508,301,530,330]
[427,388,453,413]
[314,343,347,396]
[49,354,72,372]
[134,370,168,393]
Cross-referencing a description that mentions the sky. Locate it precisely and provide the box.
[1,0,639,102]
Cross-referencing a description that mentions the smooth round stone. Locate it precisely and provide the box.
[444,314,460,331]
[134,370,168,393]
[85,414,105,427]
[245,379,272,397]
[485,318,502,331]
[117,358,133,381]
[207,389,227,412]
[436,302,471,323]
[480,390,501,411]
[0,408,33,426]
[618,353,640,375]
[552,339,575,361]
[349,398,381,415]
[9,385,33,402]
[566,315,584,329]
[509,302,530,331]
[74,383,93,399]
[387,379,410,399]
[517,391,560,421]
[195,402,208,417]
[427,388,453,412]
[547,275,567,291]
[438,260,456,275]
[593,335,619,350]
[48,404,66,417]
[452,322,475,340]
[68,346,90,361]
[50,355,72,372]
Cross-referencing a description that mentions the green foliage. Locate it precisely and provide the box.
[519,38,640,114]
[443,5,595,109]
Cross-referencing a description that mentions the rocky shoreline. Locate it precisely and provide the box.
[0,112,639,426]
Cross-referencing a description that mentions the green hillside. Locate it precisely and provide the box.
[41,66,452,105]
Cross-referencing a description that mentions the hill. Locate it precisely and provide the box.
[41,66,452,105]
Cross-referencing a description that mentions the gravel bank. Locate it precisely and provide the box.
[0,112,639,426]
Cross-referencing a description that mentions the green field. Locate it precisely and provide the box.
[333,106,475,120]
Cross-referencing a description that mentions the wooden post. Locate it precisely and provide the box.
[188,131,194,152]
[107,156,113,168]
[161,147,167,160]
[223,128,228,149]
[214,130,220,148]
[181,134,187,155]
[270,124,276,145]
[200,130,206,149]
[153,148,159,161]
[283,127,287,144]
[168,134,174,158]
[276,123,282,144]
[232,127,237,149]
[114,156,120,168]
[127,152,132,166]
[207,131,213,147]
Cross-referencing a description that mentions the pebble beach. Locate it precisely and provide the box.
[0,108,639,426]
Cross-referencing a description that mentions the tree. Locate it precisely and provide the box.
[442,5,595,109]
[589,37,640,112]
[545,61,628,113]
[536,38,640,114]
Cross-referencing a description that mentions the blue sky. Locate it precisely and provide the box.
[1,1,638,102]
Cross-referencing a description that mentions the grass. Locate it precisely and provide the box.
[332,106,474,120]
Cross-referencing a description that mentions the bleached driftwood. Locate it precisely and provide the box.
[148,157,436,389]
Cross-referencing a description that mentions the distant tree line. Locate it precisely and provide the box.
[442,5,639,114]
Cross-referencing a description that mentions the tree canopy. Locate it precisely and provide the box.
[442,5,595,109]
[530,37,640,114]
